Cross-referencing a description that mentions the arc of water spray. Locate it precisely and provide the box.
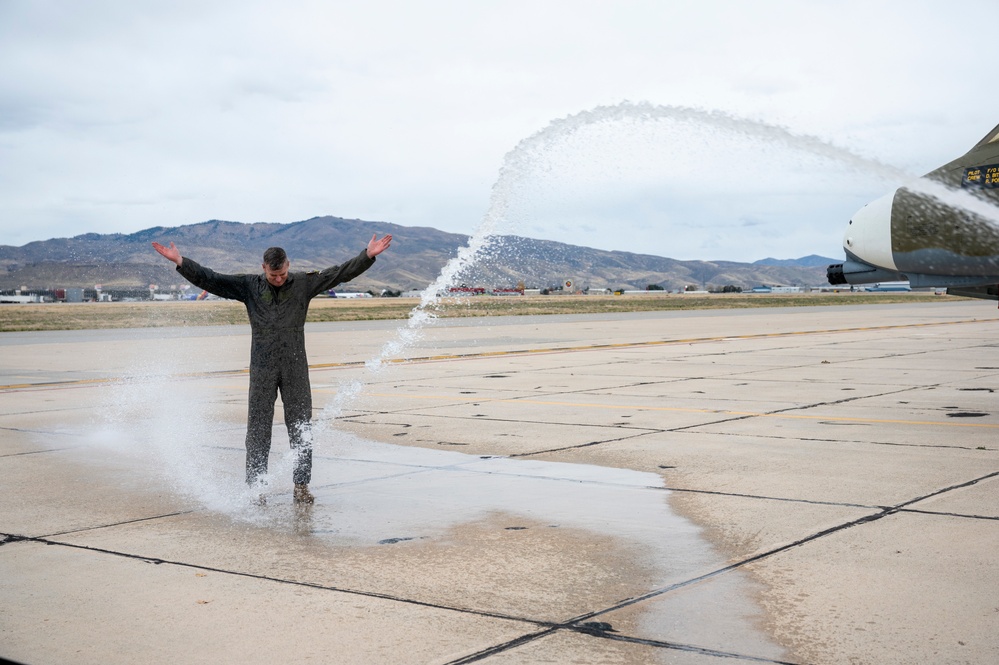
[361,101,917,370]
[538,102,999,224]
[348,101,992,381]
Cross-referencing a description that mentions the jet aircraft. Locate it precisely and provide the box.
[828,122,999,301]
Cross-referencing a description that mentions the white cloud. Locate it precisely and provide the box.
[1,0,997,261]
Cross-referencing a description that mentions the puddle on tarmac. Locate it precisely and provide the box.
[211,434,782,659]
[76,403,784,660]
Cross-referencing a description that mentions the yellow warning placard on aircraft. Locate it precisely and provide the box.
[963,164,999,188]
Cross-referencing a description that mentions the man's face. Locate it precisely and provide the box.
[263,261,290,287]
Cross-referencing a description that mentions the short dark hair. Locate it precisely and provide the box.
[263,247,288,270]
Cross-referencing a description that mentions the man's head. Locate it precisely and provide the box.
[262,247,289,287]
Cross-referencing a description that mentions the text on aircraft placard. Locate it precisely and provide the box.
[963,164,999,188]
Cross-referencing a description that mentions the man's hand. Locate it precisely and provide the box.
[366,233,392,259]
[151,241,182,266]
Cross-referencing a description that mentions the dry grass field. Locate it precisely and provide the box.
[0,291,954,332]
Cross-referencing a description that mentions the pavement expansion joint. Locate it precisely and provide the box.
[443,628,561,664]
[0,445,80,458]
[38,511,196,539]
[510,430,659,457]
[769,385,931,412]
[899,508,999,521]
[1,423,84,435]
[0,533,29,546]
[567,628,801,665]
[704,429,995,451]
[446,623,802,665]
[893,470,999,510]
[663,485,880,510]
[310,468,434,491]
[19,534,552,627]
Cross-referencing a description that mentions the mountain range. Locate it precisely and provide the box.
[0,216,838,293]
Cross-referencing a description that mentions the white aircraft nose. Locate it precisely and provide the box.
[845,190,897,271]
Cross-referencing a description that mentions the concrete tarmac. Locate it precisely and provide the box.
[1,299,998,664]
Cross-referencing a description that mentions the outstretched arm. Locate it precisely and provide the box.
[307,238,387,298]
[156,244,248,302]
[151,241,183,266]
[366,233,392,259]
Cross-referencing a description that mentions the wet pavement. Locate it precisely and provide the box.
[2,300,998,664]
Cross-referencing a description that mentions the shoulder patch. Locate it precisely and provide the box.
[307,270,320,275]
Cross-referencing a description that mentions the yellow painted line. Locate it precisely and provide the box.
[308,317,991,370]
[0,316,992,392]
[358,393,999,430]
[0,369,250,392]
[0,377,112,391]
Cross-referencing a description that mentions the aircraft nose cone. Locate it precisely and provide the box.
[846,190,897,271]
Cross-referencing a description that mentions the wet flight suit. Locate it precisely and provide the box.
[175,250,375,485]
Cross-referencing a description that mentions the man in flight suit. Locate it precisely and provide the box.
[152,234,392,504]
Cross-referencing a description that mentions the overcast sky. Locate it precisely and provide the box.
[2,1,997,262]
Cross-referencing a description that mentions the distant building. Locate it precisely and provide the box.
[753,285,801,294]
[0,293,41,303]
[866,282,911,292]
[329,291,372,299]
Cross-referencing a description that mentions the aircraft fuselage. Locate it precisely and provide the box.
[828,123,999,300]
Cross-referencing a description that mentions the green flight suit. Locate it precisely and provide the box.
[176,249,375,485]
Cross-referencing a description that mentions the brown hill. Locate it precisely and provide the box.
[0,216,833,293]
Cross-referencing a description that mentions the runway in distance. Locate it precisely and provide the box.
[828,122,999,301]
